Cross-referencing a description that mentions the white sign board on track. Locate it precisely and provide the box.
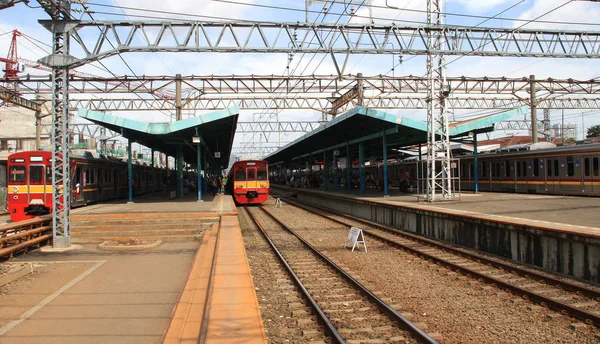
[345,226,367,252]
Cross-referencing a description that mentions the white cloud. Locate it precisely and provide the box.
[446,0,517,14]
[515,0,600,31]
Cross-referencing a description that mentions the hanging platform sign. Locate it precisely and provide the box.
[344,226,367,252]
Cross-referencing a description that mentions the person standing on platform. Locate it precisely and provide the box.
[221,175,227,194]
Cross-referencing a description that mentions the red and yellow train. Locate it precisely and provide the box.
[226,160,269,205]
[7,150,164,222]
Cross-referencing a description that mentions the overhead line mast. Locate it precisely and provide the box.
[426,0,453,201]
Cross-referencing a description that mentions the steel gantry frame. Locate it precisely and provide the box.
[65,96,600,111]
[54,20,600,67]
[7,75,600,96]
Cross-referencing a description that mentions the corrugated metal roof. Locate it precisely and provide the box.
[77,107,239,168]
[265,106,526,164]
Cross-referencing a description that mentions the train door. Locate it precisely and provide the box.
[583,157,591,194]
[28,164,46,205]
[113,169,119,198]
[73,165,83,203]
[593,157,600,194]
[247,166,257,193]
[513,160,518,192]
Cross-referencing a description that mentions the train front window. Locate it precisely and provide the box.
[30,166,44,184]
[235,169,246,181]
[257,170,267,180]
[247,169,256,180]
[9,166,26,183]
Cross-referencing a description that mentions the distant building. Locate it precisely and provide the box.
[550,123,577,140]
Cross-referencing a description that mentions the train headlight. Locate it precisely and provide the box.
[13,196,18,200]
[12,187,18,193]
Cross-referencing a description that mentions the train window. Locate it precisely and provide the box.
[585,158,590,177]
[567,157,574,177]
[257,170,267,180]
[554,160,559,177]
[248,169,256,180]
[505,161,511,177]
[235,169,246,181]
[523,161,528,177]
[517,161,521,177]
[533,159,539,177]
[495,163,500,178]
[9,166,26,183]
[594,158,599,177]
[30,166,44,184]
[548,159,553,176]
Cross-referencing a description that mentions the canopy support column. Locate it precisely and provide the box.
[177,145,184,197]
[128,138,133,203]
[346,142,351,192]
[474,133,479,193]
[359,142,365,193]
[383,130,389,197]
[151,148,155,194]
[197,140,203,202]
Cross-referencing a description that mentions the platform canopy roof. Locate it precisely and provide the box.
[265,106,526,164]
[77,107,239,168]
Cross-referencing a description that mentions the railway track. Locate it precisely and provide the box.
[282,196,600,328]
[243,205,437,344]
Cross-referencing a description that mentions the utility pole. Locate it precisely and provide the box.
[530,75,538,143]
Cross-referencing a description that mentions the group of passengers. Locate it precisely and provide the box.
[207,175,227,196]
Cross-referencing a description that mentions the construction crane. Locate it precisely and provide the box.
[0,29,21,106]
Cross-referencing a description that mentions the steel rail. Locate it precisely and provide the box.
[254,205,438,343]
[243,207,345,344]
[282,196,600,327]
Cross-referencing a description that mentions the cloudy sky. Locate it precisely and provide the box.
[1,0,599,159]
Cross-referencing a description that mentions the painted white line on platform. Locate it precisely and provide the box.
[0,260,106,336]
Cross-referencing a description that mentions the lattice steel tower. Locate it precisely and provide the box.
[426,0,453,201]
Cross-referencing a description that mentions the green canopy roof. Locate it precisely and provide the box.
[78,107,239,168]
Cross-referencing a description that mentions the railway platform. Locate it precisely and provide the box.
[0,194,267,343]
[272,185,600,283]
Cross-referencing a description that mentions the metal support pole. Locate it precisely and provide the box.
[166,154,170,189]
[333,150,338,190]
[346,142,351,191]
[359,142,365,193]
[204,148,208,195]
[151,148,155,193]
[35,110,42,150]
[128,138,133,203]
[418,143,423,194]
[530,74,538,143]
[323,150,328,189]
[41,10,74,248]
[176,73,182,121]
[177,145,183,197]
[473,134,479,193]
[197,142,203,202]
[383,130,389,197]
[357,72,364,106]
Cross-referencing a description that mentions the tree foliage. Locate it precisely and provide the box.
[587,125,600,138]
